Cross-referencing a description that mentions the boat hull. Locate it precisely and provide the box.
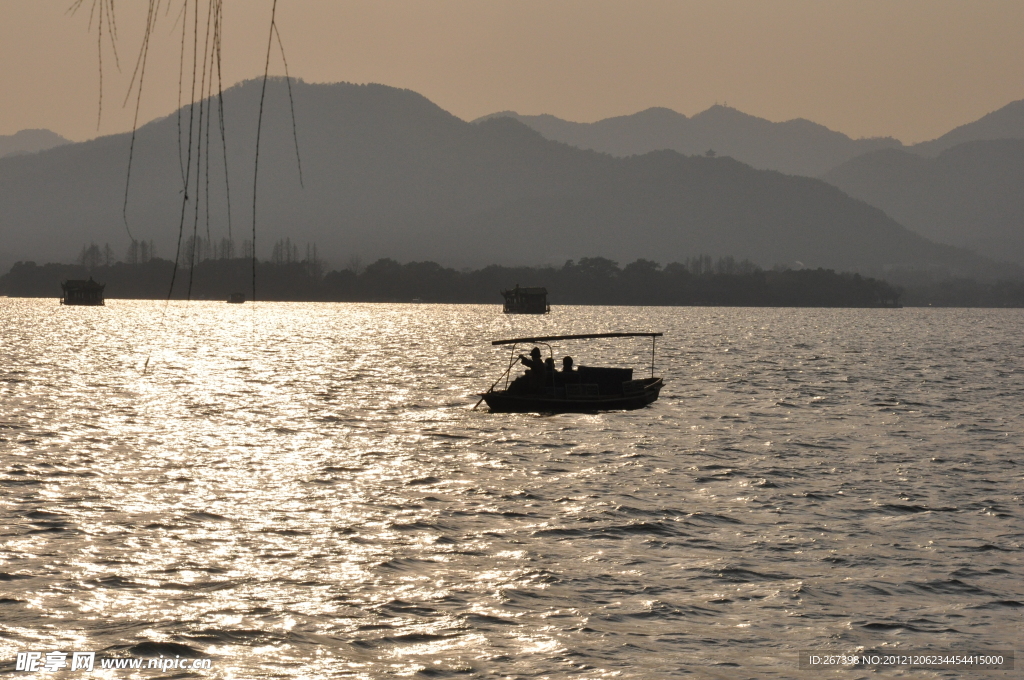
[481,378,663,413]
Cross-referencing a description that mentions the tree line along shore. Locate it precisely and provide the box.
[0,252,933,307]
[4,237,1024,307]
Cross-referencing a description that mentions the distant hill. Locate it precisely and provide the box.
[823,139,1024,265]
[475,106,901,177]
[479,99,1024,176]
[0,79,1004,278]
[471,98,1024,269]
[910,100,1024,157]
[0,129,70,158]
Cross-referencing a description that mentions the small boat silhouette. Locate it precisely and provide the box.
[477,332,664,413]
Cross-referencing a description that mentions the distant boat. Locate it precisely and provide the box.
[501,284,549,314]
[227,293,245,304]
[477,332,664,413]
[60,277,105,306]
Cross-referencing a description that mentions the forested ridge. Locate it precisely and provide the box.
[1,254,907,307]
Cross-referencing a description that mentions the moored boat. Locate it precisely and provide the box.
[60,277,105,306]
[478,332,664,413]
[501,284,549,314]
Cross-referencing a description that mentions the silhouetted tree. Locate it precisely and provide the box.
[78,243,103,270]
[217,237,235,260]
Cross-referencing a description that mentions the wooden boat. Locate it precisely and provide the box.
[501,284,549,314]
[61,277,105,305]
[478,332,664,413]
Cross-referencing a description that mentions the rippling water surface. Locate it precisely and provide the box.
[1,299,1021,678]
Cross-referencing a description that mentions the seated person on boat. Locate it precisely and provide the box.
[510,350,593,394]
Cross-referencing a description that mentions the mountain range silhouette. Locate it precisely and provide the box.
[0,80,1014,277]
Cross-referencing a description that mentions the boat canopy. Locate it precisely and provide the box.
[492,332,662,346]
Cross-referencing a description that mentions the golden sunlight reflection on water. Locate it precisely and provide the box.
[0,299,1022,678]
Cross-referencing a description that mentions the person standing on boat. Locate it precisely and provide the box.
[561,356,574,373]
[519,347,543,370]
[519,347,547,390]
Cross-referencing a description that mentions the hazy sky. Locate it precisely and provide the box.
[2,1,1023,143]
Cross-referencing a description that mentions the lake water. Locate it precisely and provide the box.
[1,299,1021,678]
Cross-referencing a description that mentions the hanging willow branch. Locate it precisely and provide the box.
[68,0,121,130]
[72,0,301,309]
